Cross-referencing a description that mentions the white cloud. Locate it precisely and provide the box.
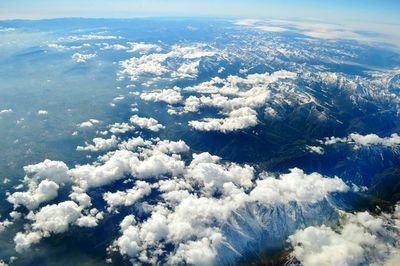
[14,231,42,253]
[7,179,59,210]
[100,43,128,51]
[288,205,400,266]
[30,201,82,234]
[118,44,216,83]
[189,107,258,132]
[14,200,91,252]
[0,27,16,32]
[321,133,400,148]
[0,219,12,233]
[78,119,100,128]
[109,122,135,134]
[129,115,164,132]
[172,61,200,79]
[140,88,183,105]
[0,109,13,114]
[37,110,48,115]
[67,34,121,41]
[68,149,135,189]
[69,186,92,208]
[23,159,70,185]
[306,145,324,155]
[127,42,162,53]
[350,133,400,147]
[72,52,96,63]
[250,168,348,205]
[103,181,151,211]
[155,140,190,154]
[77,135,118,152]
[118,136,151,151]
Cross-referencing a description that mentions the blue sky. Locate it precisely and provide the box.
[0,0,399,24]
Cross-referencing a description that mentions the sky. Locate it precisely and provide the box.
[0,0,399,24]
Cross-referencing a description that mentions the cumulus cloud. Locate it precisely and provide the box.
[109,122,135,134]
[7,179,59,210]
[288,205,400,266]
[127,42,162,54]
[23,159,70,185]
[72,52,96,63]
[249,168,348,205]
[108,151,348,265]
[9,132,350,264]
[189,107,258,132]
[155,140,190,154]
[129,115,164,132]
[14,200,104,252]
[172,60,200,79]
[77,135,119,152]
[321,132,400,148]
[103,181,152,212]
[0,109,13,114]
[67,34,121,41]
[140,88,183,105]
[37,110,48,115]
[0,219,12,233]
[78,119,100,128]
[306,145,324,154]
[118,44,216,82]
[68,149,135,189]
[14,231,42,253]
[118,136,151,151]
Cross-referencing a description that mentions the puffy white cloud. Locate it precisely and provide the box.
[0,27,16,32]
[103,181,151,211]
[172,60,200,79]
[115,216,141,257]
[187,154,254,193]
[155,140,190,154]
[118,136,151,150]
[14,231,42,253]
[189,107,258,132]
[78,119,100,128]
[288,205,400,266]
[0,219,12,233]
[69,186,92,208]
[169,235,222,266]
[140,88,183,105]
[118,44,216,82]
[0,109,13,114]
[321,133,400,148]
[23,159,70,185]
[30,201,82,234]
[350,133,400,147]
[306,145,324,154]
[129,115,164,132]
[99,43,128,51]
[72,53,96,63]
[76,215,99,228]
[67,34,120,41]
[250,168,348,205]
[109,151,347,265]
[13,200,103,252]
[127,42,162,54]
[7,180,59,210]
[109,122,134,134]
[133,152,185,179]
[68,149,135,189]
[37,110,48,115]
[119,53,169,81]
[77,135,118,152]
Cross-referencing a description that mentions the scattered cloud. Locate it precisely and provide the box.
[72,52,97,63]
